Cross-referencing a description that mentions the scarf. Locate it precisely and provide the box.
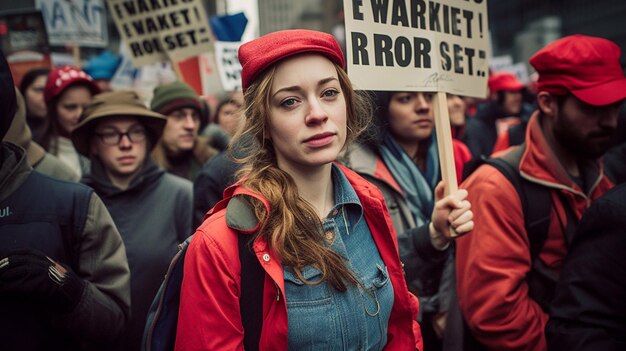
[379,134,440,226]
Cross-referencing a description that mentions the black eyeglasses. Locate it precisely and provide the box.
[95,128,147,146]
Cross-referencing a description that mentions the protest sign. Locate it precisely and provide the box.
[489,54,513,73]
[0,9,52,86]
[108,0,214,68]
[214,41,242,92]
[35,0,107,48]
[343,0,489,98]
[344,0,489,231]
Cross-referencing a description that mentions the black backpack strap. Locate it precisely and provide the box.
[238,232,264,351]
[445,145,555,351]
[486,147,552,261]
[228,196,265,351]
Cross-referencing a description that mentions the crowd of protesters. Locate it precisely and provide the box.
[1,28,625,351]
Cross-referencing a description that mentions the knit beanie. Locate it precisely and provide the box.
[150,81,202,116]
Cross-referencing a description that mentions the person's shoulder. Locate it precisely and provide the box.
[31,169,93,194]
[161,172,193,189]
[192,201,241,258]
[341,143,379,174]
[35,153,80,182]
[337,163,385,199]
[461,160,514,192]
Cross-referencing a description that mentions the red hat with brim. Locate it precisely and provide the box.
[530,34,626,106]
[238,29,345,92]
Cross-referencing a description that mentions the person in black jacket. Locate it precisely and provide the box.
[546,183,626,350]
[0,49,131,351]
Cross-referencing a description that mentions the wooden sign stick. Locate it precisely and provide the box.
[172,61,184,81]
[432,91,460,237]
[73,44,80,67]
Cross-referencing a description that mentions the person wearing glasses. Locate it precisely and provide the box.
[71,90,193,351]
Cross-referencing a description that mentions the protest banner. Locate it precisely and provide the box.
[343,0,489,235]
[0,9,52,86]
[214,41,242,92]
[35,0,108,48]
[344,0,489,97]
[108,0,214,69]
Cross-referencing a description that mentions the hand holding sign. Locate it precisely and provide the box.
[344,0,488,238]
[345,0,488,95]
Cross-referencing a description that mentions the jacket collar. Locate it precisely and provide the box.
[83,156,164,196]
[519,111,605,197]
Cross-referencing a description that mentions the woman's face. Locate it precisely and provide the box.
[56,85,92,135]
[267,54,347,173]
[218,101,242,136]
[25,75,48,119]
[447,94,466,127]
[387,92,434,144]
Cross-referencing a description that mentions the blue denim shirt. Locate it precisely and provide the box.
[284,165,395,350]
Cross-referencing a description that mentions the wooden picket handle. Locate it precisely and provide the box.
[172,61,184,81]
[73,44,80,67]
[432,91,460,237]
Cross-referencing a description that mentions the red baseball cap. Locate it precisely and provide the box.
[488,72,524,93]
[530,34,626,106]
[44,65,100,106]
[238,29,345,92]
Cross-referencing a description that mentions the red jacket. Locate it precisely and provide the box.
[452,139,472,184]
[174,164,423,350]
[456,112,614,351]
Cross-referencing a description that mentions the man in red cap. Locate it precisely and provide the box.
[463,71,533,158]
[455,34,624,351]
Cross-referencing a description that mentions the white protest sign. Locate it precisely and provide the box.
[108,0,214,67]
[214,41,242,92]
[489,54,513,73]
[36,0,108,47]
[343,0,489,98]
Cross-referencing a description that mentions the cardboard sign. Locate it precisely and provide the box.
[0,9,52,86]
[214,41,242,92]
[35,0,108,48]
[489,54,513,73]
[109,0,214,67]
[343,0,489,98]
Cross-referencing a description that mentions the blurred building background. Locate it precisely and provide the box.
[489,0,626,71]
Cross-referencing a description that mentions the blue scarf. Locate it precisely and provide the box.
[379,134,440,226]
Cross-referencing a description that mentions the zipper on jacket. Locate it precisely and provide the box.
[275,282,280,301]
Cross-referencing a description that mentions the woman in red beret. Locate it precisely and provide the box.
[174,29,472,351]
[38,65,100,178]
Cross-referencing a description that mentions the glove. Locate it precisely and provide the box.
[0,248,86,314]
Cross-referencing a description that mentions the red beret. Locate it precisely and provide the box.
[44,65,100,106]
[530,34,626,106]
[238,29,345,92]
[488,72,524,93]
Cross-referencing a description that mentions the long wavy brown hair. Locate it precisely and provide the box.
[230,60,373,291]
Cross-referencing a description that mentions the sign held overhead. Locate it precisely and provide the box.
[344,0,489,98]
[109,0,213,67]
[35,0,108,48]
